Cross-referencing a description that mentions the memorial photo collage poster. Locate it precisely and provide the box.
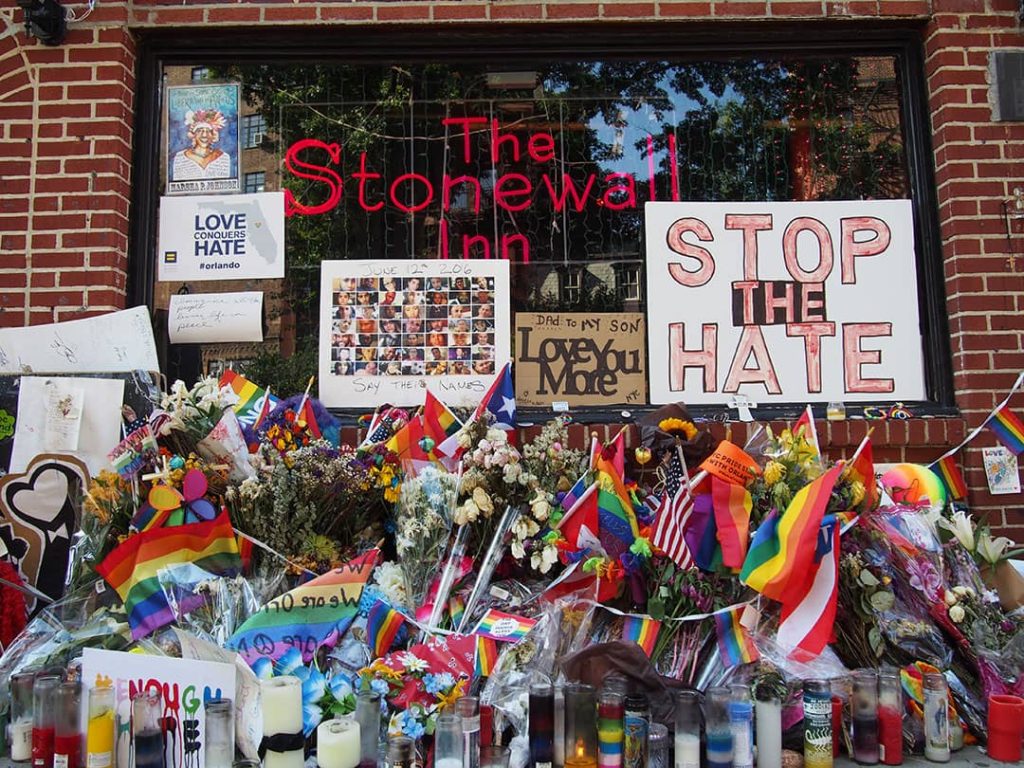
[318,261,511,407]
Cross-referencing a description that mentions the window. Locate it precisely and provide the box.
[243,171,265,193]
[190,66,209,82]
[242,114,266,149]
[141,34,950,407]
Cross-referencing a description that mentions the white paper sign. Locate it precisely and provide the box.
[0,306,158,374]
[11,376,125,476]
[158,192,286,282]
[645,200,926,405]
[81,648,236,768]
[983,446,1021,495]
[318,260,511,407]
[168,291,264,344]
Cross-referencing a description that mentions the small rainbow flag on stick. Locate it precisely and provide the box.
[988,403,1024,455]
[622,615,660,657]
[935,454,968,500]
[473,609,537,642]
[714,605,760,668]
[475,635,499,678]
[366,600,405,658]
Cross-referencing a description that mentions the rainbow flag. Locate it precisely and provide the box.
[366,600,405,658]
[740,464,842,602]
[935,454,968,501]
[597,487,637,560]
[229,549,378,665]
[448,593,466,628]
[560,472,591,516]
[473,609,537,642]
[714,606,760,667]
[475,635,499,678]
[423,390,461,442]
[96,511,241,640]
[622,615,660,657]
[989,403,1024,454]
[846,436,878,512]
[711,477,752,569]
[219,370,279,428]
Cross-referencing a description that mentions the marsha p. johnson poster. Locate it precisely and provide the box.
[318,260,511,408]
[645,200,926,405]
[165,83,241,195]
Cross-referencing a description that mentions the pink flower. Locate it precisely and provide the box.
[906,557,941,599]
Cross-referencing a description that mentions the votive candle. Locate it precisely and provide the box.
[877,671,902,766]
[205,698,234,768]
[673,691,700,768]
[32,674,59,768]
[530,681,554,768]
[261,677,304,768]
[598,691,624,768]
[317,719,361,768]
[851,671,879,765]
[53,681,80,768]
[564,685,597,768]
[84,685,114,768]
[10,672,35,763]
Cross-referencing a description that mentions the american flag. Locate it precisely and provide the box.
[651,451,695,569]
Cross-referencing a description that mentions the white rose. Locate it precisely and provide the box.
[472,487,494,516]
[531,544,558,574]
[944,589,958,606]
[949,604,966,623]
[487,428,508,445]
[952,585,974,599]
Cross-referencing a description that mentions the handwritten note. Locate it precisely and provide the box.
[0,306,158,374]
[168,292,264,344]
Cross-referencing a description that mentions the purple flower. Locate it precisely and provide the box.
[906,557,941,599]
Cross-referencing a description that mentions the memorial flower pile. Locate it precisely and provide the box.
[2,366,1024,766]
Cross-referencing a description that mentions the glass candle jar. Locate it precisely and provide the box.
[704,687,732,768]
[597,690,624,768]
[131,690,165,768]
[529,681,554,768]
[646,724,668,768]
[85,684,115,768]
[803,680,833,768]
[10,672,35,763]
[32,674,60,768]
[729,685,753,768]
[355,691,381,768]
[922,674,950,763]
[754,690,782,768]
[53,681,80,768]
[876,671,902,766]
[564,685,597,768]
[434,713,463,768]
[554,682,565,768]
[622,695,649,768]
[386,736,414,768]
[673,691,700,768]
[457,695,481,768]
[851,671,879,765]
[205,698,234,768]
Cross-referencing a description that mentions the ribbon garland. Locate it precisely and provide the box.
[929,370,1024,466]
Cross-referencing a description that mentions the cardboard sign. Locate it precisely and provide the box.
[158,192,286,282]
[81,648,236,768]
[645,200,926,405]
[318,260,511,408]
[515,313,646,407]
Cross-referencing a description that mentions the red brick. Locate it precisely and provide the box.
[878,0,928,14]
[31,290,85,307]
[603,2,657,17]
[207,6,263,23]
[0,273,27,289]
[376,4,432,19]
[547,2,601,17]
[490,3,543,17]
[658,2,713,15]
[264,5,319,21]
[34,254,85,269]
[825,0,878,15]
[714,0,769,14]
[153,7,205,23]
[318,5,375,20]
[770,1,824,15]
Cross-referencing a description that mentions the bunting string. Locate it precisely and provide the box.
[929,370,1024,466]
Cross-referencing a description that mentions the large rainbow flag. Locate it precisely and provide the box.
[96,511,241,640]
[740,464,842,602]
[228,549,378,665]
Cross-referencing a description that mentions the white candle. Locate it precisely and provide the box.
[754,700,782,768]
[10,716,33,761]
[673,733,700,768]
[261,677,304,768]
[317,719,361,768]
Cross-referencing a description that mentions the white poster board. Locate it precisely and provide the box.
[81,648,236,768]
[11,376,125,476]
[318,260,511,407]
[168,291,264,344]
[0,306,158,375]
[645,200,926,405]
[158,192,285,282]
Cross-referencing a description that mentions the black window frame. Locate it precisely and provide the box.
[129,22,955,422]
[243,170,266,194]
[241,113,266,149]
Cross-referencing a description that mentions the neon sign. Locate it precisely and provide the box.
[283,118,681,263]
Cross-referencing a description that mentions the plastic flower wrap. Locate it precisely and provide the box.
[158,377,240,445]
[395,465,457,609]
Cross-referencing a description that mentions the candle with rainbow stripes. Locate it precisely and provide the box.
[597,690,624,768]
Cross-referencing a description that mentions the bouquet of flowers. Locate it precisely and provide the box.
[157,377,239,447]
[395,465,458,609]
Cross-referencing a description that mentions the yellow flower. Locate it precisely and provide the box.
[436,678,467,710]
[658,418,697,441]
[763,461,786,486]
[849,480,865,507]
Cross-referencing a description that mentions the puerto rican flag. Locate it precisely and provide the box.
[776,520,840,659]
[473,361,517,431]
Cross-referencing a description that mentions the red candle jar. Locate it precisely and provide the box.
[987,694,1024,763]
[831,695,843,757]
[878,669,903,765]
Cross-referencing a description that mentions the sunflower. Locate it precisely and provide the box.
[658,417,698,441]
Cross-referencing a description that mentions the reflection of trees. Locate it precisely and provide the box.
[227,56,907,332]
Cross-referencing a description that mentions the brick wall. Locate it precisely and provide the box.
[1,0,1023,534]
